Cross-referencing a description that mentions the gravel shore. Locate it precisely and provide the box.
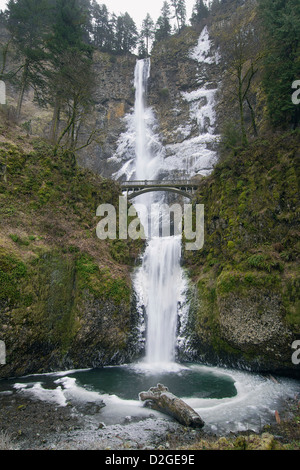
[0,387,206,450]
[0,386,299,451]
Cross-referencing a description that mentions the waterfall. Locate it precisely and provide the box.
[130,59,186,367]
[111,28,219,368]
[134,58,151,181]
[141,236,183,364]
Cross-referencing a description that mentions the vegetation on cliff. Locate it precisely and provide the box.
[183,130,300,373]
[0,126,143,378]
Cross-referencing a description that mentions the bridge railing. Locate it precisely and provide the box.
[121,180,198,187]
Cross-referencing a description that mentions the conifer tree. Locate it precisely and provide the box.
[141,13,154,56]
[190,0,209,26]
[155,1,172,42]
[7,0,54,118]
[91,1,113,51]
[258,0,300,128]
[46,0,94,149]
[215,4,262,146]
[115,12,137,54]
[170,0,186,31]
[0,10,11,81]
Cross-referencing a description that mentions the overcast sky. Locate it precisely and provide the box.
[0,0,204,29]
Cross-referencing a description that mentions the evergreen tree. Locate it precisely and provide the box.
[46,0,94,149]
[190,0,209,26]
[6,0,54,118]
[91,1,113,51]
[155,1,172,42]
[115,12,137,54]
[78,0,93,45]
[210,0,220,15]
[107,13,117,52]
[141,13,154,56]
[258,0,300,128]
[0,10,11,80]
[215,4,262,146]
[170,0,186,31]
[137,37,147,59]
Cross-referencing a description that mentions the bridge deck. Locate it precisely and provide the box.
[121,180,199,189]
[120,180,200,200]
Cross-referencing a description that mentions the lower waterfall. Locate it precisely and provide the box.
[138,236,183,365]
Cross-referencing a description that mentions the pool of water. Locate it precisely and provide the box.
[1,361,299,434]
[69,362,237,401]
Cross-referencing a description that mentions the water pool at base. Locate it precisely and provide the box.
[68,363,237,401]
[1,362,299,435]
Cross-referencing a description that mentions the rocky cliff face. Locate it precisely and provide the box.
[181,132,300,376]
[0,138,143,379]
[76,51,137,177]
[147,28,221,181]
[79,25,222,182]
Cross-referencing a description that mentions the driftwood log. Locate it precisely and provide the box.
[139,383,205,428]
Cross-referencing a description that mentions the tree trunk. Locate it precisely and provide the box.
[50,98,61,143]
[238,72,248,147]
[0,41,10,79]
[16,59,29,119]
[246,97,258,136]
[139,383,205,428]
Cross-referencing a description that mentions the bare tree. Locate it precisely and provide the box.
[214,5,263,145]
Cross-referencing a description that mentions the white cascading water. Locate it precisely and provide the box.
[110,29,222,368]
[131,58,185,367]
[140,237,183,365]
[134,58,152,181]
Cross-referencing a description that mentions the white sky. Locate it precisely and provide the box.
[0,0,200,29]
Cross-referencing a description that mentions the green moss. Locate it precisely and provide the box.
[283,278,300,331]
[247,253,284,272]
[0,249,27,305]
[76,253,130,306]
[216,270,281,297]
[183,132,300,369]
[0,136,141,377]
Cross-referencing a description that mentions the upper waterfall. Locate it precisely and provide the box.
[134,58,152,180]
[111,59,164,183]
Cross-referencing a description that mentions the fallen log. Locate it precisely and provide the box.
[139,383,205,428]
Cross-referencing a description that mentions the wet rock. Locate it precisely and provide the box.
[74,401,105,415]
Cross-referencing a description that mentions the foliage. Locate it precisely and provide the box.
[170,0,187,32]
[91,1,114,52]
[114,12,138,54]
[213,2,263,146]
[154,1,172,43]
[184,130,300,331]
[6,0,53,117]
[258,0,300,128]
[140,14,155,57]
[0,135,140,375]
[190,0,209,26]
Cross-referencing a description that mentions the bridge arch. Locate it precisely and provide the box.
[121,180,199,201]
[126,186,193,200]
